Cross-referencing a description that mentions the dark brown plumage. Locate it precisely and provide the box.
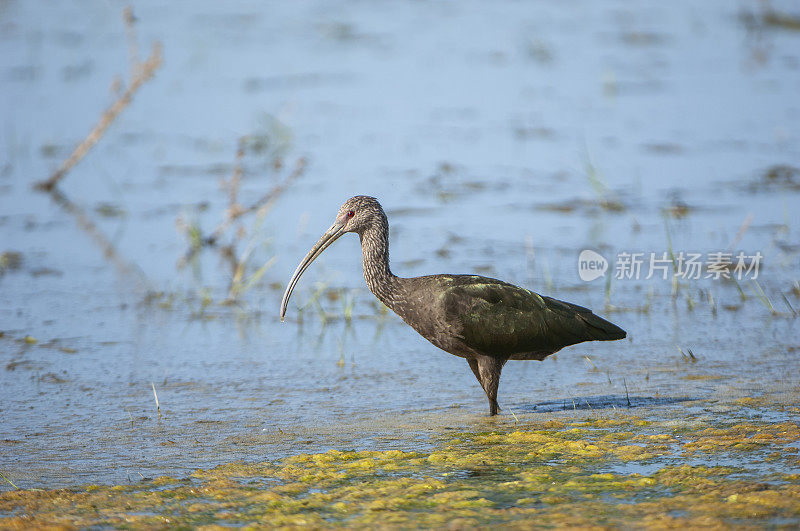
[281,196,626,416]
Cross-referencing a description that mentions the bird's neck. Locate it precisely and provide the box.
[359,221,401,309]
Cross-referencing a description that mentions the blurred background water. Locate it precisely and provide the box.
[1,1,799,489]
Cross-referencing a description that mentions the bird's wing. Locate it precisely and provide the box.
[443,280,625,357]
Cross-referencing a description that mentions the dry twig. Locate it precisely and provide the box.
[30,7,160,287]
[210,155,307,245]
[35,8,163,191]
[177,154,307,271]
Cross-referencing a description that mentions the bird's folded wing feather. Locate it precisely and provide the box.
[444,281,623,357]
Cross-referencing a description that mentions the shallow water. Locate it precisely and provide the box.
[1,0,799,508]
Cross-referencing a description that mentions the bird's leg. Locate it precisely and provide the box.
[467,355,506,416]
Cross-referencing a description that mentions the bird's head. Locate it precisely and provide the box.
[335,195,383,236]
[280,196,384,321]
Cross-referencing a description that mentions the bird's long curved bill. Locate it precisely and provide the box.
[280,221,346,321]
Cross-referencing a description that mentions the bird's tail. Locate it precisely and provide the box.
[579,312,627,341]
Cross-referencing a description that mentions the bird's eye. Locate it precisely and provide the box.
[347,210,355,218]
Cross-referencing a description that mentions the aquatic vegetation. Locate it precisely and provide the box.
[583,153,625,213]
[3,412,798,528]
[0,251,23,273]
[175,132,307,302]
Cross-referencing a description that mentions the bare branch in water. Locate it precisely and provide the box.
[177,154,307,272]
[33,7,158,288]
[35,8,163,192]
[211,155,307,246]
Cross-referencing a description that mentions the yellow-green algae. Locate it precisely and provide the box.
[2,413,799,529]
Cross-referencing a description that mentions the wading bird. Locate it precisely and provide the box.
[280,196,626,415]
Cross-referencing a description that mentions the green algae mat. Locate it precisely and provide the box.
[3,403,800,529]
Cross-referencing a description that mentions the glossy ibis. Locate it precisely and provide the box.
[280,196,626,416]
